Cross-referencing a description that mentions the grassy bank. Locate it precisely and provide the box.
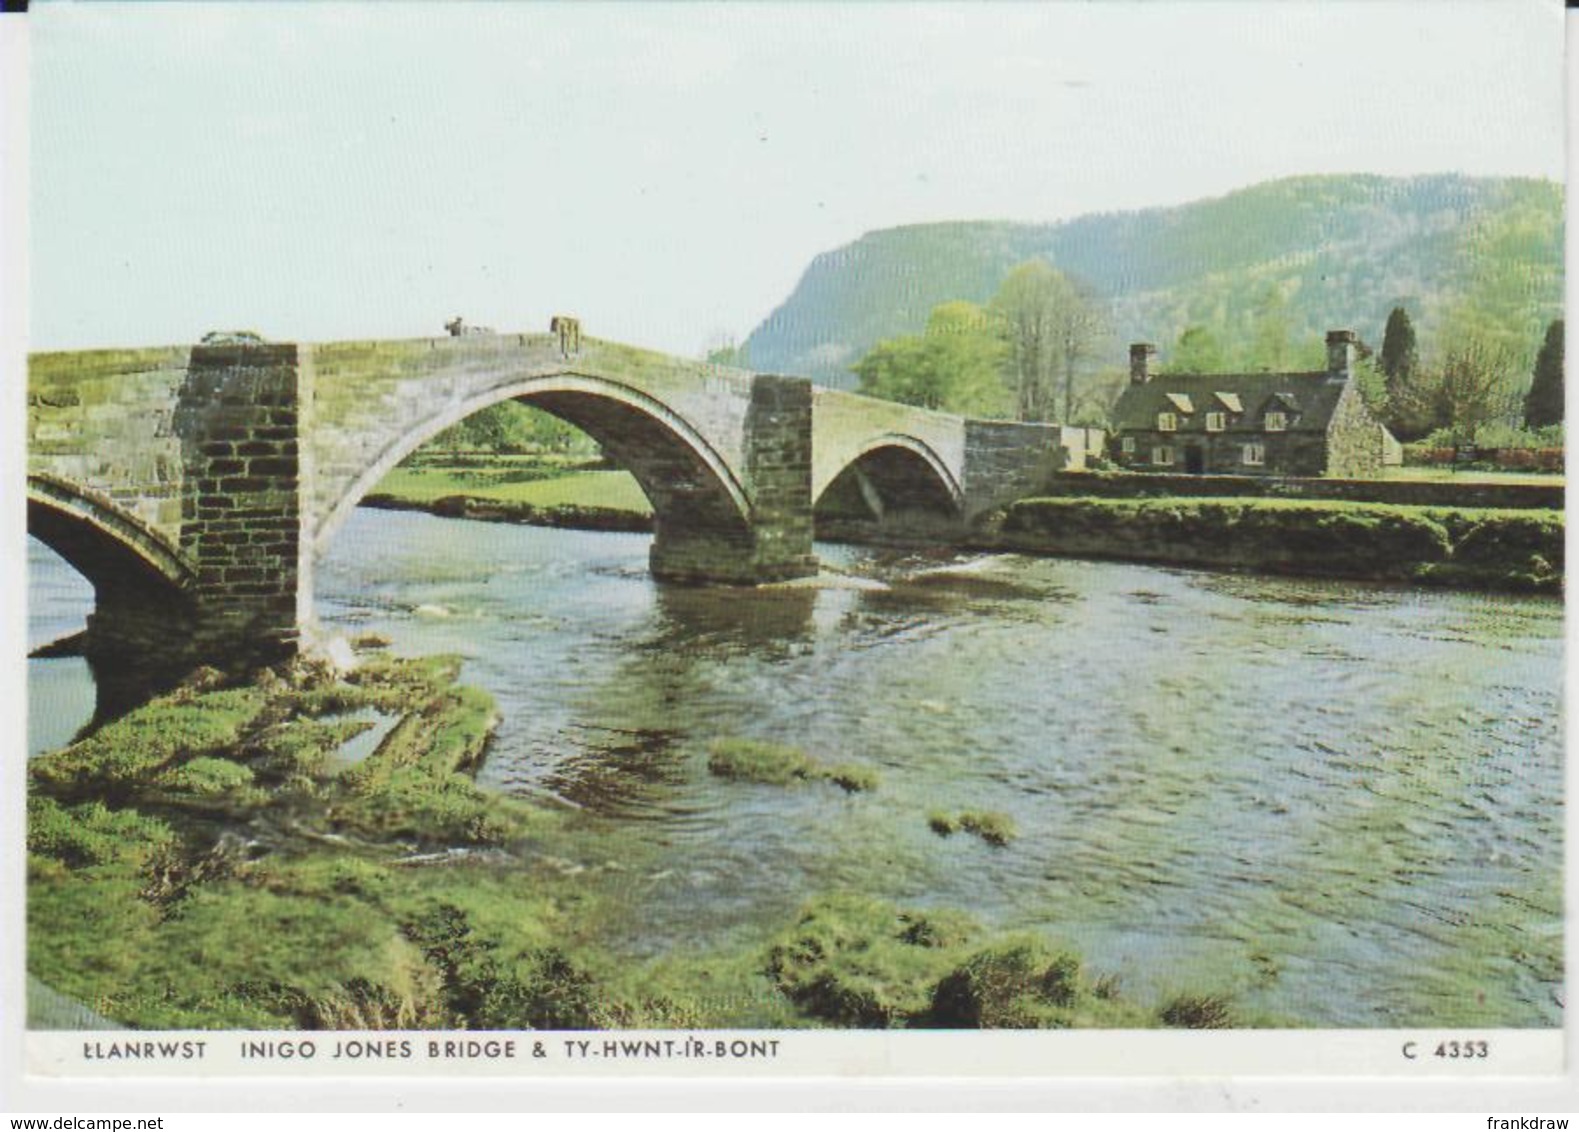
[373,461,651,511]
[989,496,1563,593]
[28,653,1240,1031]
[361,457,653,533]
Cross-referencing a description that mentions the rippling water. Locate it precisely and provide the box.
[28,510,1565,1027]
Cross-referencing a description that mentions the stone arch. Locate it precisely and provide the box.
[27,475,194,595]
[27,476,199,701]
[813,435,965,524]
[312,372,756,577]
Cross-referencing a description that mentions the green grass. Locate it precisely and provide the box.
[1383,467,1564,486]
[373,465,652,514]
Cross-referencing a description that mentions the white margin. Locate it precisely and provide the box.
[2,0,1576,1118]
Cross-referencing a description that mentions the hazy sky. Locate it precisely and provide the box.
[28,1,1565,356]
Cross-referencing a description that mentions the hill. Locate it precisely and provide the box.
[742,175,1564,388]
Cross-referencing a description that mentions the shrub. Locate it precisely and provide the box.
[1159,992,1234,1029]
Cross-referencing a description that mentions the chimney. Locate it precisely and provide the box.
[1130,343,1157,384]
[1326,329,1357,379]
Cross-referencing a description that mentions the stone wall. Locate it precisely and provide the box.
[1116,427,1330,477]
[28,347,191,542]
[961,420,1067,520]
[1325,384,1385,479]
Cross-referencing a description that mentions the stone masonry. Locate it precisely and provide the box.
[173,343,304,666]
[28,329,1069,673]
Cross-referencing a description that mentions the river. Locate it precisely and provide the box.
[27,508,1564,1028]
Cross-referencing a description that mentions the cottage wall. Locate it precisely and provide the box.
[1113,427,1329,477]
[1324,384,1385,478]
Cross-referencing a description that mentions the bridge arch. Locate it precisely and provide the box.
[312,371,756,577]
[813,434,965,525]
[27,475,194,595]
[27,476,200,712]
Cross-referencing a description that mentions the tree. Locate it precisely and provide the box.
[1523,318,1564,429]
[1426,336,1520,445]
[852,335,950,410]
[850,301,1010,416]
[990,260,1107,422]
[1165,326,1227,374]
[428,401,591,455]
[1378,306,1419,398]
[1246,285,1294,372]
[921,301,1012,417]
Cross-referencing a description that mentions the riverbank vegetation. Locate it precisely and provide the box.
[764,895,1175,1028]
[990,497,1563,594]
[928,810,1018,847]
[707,737,879,793]
[29,652,1232,1031]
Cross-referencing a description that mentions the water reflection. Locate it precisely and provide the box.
[27,537,203,751]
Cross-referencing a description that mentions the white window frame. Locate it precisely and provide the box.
[1121,436,1136,455]
[1205,411,1226,432]
[1242,443,1265,467]
[1265,411,1287,432]
[1152,445,1174,467]
[1157,412,1177,432]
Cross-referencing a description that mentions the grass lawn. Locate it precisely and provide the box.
[1383,466,1564,487]
[373,464,653,514]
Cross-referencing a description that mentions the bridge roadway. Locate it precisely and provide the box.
[27,327,1080,676]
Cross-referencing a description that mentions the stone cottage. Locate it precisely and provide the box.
[1110,330,1396,478]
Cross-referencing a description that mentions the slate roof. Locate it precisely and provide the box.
[1112,371,1349,435]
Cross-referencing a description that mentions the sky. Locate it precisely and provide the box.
[26,0,1566,357]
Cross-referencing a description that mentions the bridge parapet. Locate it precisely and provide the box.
[28,346,191,543]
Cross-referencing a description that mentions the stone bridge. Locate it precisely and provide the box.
[28,329,1076,675]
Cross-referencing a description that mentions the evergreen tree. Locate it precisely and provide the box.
[1523,318,1564,429]
[1378,306,1419,399]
